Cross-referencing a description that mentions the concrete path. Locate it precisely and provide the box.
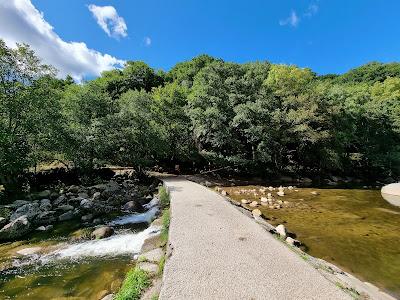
[159,177,351,300]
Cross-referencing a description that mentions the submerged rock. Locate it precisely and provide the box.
[0,215,31,240]
[275,224,287,238]
[91,226,114,239]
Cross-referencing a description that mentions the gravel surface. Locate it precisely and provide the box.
[159,177,351,300]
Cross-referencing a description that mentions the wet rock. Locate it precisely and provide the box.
[140,248,164,263]
[49,191,59,200]
[81,214,93,222]
[36,225,53,231]
[91,226,114,239]
[221,190,228,196]
[252,209,262,217]
[39,199,52,211]
[59,211,74,221]
[57,204,74,212]
[10,203,40,221]
[0,215,31,240]
[137,262,158,274]
[241,199,249,204]
[122,200,139,212]
[141,232,162,252]
[80,199,93,209]
[286,237,301,246]
[92,192,101,200]
[35,211,57,225]
[275,224,287,238]
[143,197,159,210]
[100,294,114,300]
[249,201,258,208]
[311,191,319,196]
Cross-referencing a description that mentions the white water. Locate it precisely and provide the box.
[47,225,161,260]
[109,206,159,226]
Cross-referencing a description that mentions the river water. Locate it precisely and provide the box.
[223,185,400,298]
[0,208,160,300]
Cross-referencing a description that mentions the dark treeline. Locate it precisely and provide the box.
[1,40,400,195]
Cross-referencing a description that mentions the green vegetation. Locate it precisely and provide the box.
[114,267,151,300]
[2,39,400,199]
[159,186,170,208]
[160,209,171,246]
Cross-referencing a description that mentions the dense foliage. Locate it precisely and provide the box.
[1,39,400,194]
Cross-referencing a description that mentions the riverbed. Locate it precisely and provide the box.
[222,185,400,298]
[0,209,160,300]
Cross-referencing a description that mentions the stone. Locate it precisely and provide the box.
[249,201,258,208]
[59,211,74,221]
[261,202,269,207]
[260,197,268,203]
[92,218,103,225]
[10,200,30,209]
[0,217,7,227]
[275,224,287,238]
[311,191,319,196]
[91,226,114,239]
[80,199,93,209]
[35,211,57,225]
[123,200,139,212]
[35,190,51,199]
[92,192,101,200]
[221,190,228,196]
[78,192,89,199]
[286,237,301,246]
[241,199,249,204]
[252,209,262,217]
[143,197,159,210]
[10,203,41,221]
[49,192,59,200]
[141,232,162,252]
[57,204,74,212]
[81,214,93,222]
[140,248,164,263]
[137,262,158,274]
[16,246,42,256]
[67,185,80,193]
[53,195,67,206]
[96,290,110,300]
[36,225,53,231]
[101,294,114,300]
[0,215,30,240]
[39,199,52,211]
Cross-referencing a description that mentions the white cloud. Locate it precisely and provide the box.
[304,4,319,17]
[88,4,127,39]
[279,10,300,27]
[144,37,152,47]
[0,0,125,81]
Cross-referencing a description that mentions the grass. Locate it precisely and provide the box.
[158,255,166,276]
[160,209,170,246]
[114,267,151,300]
[159,186,170,208]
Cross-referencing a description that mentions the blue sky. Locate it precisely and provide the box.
[1,0,399,80]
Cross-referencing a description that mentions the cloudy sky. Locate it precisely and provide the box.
[0,0,399,80]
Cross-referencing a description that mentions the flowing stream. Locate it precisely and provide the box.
[0,208,160,300]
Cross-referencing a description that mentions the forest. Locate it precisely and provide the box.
[1,39,400,197]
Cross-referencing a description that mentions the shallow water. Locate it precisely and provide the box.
[0,212,160,300]
[223,186,400,297]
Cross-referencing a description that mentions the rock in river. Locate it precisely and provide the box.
[91,226,114,239]
[0,215,31,240]
[275,224,287,238]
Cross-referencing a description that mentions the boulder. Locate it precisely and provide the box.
[123,200,139,212]
[10,200,30,209]
[53,195,67,206]
[80,199,93,210]
[81,214,93,222]
[49,191,59,200]
[35,190,51,199]
[275,224,287,238]
[10,203,41,221]
[59,211,74,221]
[249,201,258,208]
[39,199,52,211]
[67,185,80,193]
[92,218,103,225]
[252,209,262,217]
[310,191,319,196]
[140,248,164,263]
[57,204,74,212]
[36,225,53,231]
[241,199,249,204]
[92,192,101,200]
[91,226,114,239]
[286,237,301,246]
[78,192,89,199]
[101,294,114,300]
[35,211,57,225]
[0,215,31,240]
[137,262,158,274]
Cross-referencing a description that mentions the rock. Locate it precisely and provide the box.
[221,190,228,196]
[0,217,7,227]
[101,294,114,300]
[78,192,89,199]
[10,203,41,221]
[80,199,93,209]
[35,190,51,199]
[49,191,59,200]
[123,200,139,212]
[97,290,110,300]
[53,195,67,206]
[39,199,52,211]
[140,248,164,263]
[67,185,80,193]
[261,202,269,207]
[310,191,319,196]
[249,201,258,208]
[143,197,159,210]
[141,232,163,252]
[204,181,213,187]
[288,186,294,190]
[277,191,285,197]
[35,211,57,225]
[16,246,42,256]
[81,214,93,222]
[286,237,301,246]
[0,215,31,240]
[91,226,114,239]
[299,177,313,184]
[137,262,158,274]
[241,199,249,204]
[10,200,30,209]
[36,225,53,231]
[252,209,262,217]
[92,218,103,225]
[260,197,268,203]
[57,204,74,212]
[59,211,74,221]
[275,224,287,238]
[92,192,101,200]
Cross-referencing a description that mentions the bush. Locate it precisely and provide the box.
[114,267,151,300]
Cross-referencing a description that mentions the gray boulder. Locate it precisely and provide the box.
[59,211,74,221]
[67,185,80,193]
[57,204,74,212]
[0,215,31,240]
[40,199,52,211]
[92,192,101,200]
[35,190,51,199]
[80,199,93,210]
[81,214,93,222]
[78,192,89,199]
[35,211,57,225]
[91,226,114,239]
[53,195,67,206]
[0,217,7,227]
[122,200,139,212]
[10,200,30,209]
[10,203,40,221]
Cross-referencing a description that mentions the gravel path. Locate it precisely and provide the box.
[159,177,351,300]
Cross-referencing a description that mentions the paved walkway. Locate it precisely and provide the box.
[159,177,351,300]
